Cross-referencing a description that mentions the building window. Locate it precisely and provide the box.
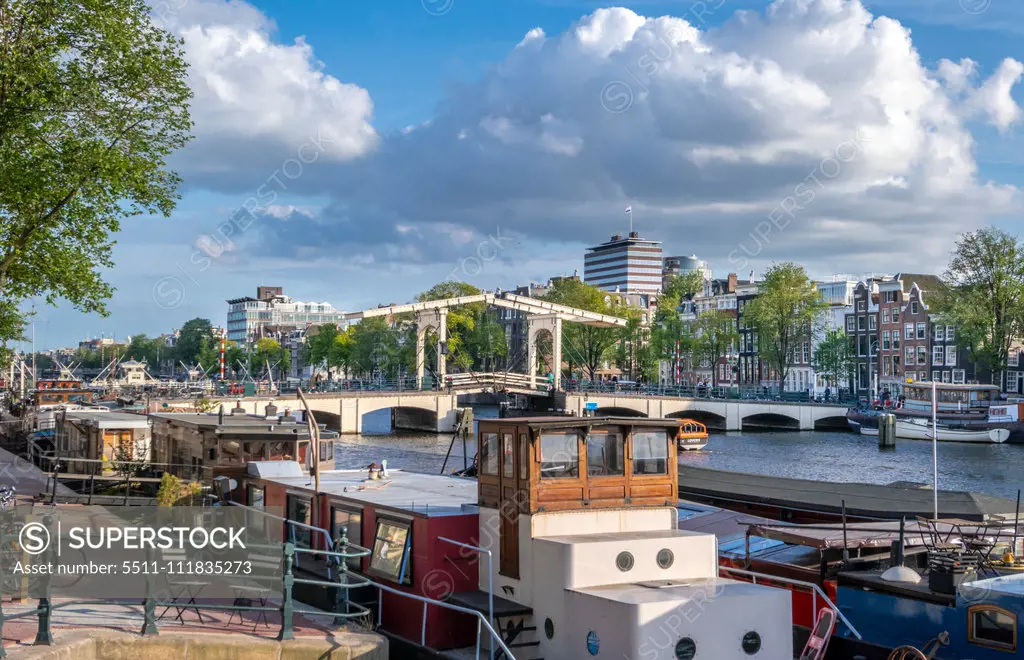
[917,346,928,366]
[1010,353,1020,368]
[857,316,865,331]
[893,331,900,349]
[539,432,579,479]
[933,346,944,365]
[882,309,890,324]
[883,356,892,377]
[934,325,944,341]
[856,301,866,312]
[932,370,940,382]
[587,429,625,477]
[369,518,412,585]
[802,342,809,364]
[942,371,951,383]
[846,316,855,332]
[905,323,914,339]
[286,494,312,549]
[632,430,669,475]
[869,316,877,330]
[892,309,900,323]
[946,325,955,341]
[905,346,914,364]
[480,433,499,475]
[911,301,919,315]
[882,331,891,350]
[1008,373,1019,394]
[953,369,966,384]
[331,505,362,570]
[916,323,926,340]
[945,346,957,366]
[968,605,1017,651]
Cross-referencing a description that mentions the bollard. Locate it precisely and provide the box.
[333,531,350,626]
[141,546,159,636]
[878,413,896,449]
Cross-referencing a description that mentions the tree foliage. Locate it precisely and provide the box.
[744,263,827,389]
[175,318,212,366]
[541,279,623,381]
[692,311,739,387]
[416,281,484,372]
[0,0,193,342]
[937,227,1024,386]
[252,337,289,379]
[662,271,704,305]
[812,328,854,390]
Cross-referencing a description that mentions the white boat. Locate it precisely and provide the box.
[895,418,1009,443]
[859,426,878,437]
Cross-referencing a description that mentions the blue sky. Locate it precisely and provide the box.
[25,0,1024,349]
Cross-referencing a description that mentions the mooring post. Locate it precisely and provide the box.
[278,543,295,641]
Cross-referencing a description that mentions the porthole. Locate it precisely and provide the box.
[657,548,675,569]
[544,618,554,640]
[616,551,634,572]
[586,630,600,655]
[675,637,697,659]
[742,631,762,655]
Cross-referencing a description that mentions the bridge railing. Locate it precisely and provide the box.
[445,372,550,392]
[564,382,855,406]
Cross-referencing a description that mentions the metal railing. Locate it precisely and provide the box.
[437,537,495,660]
[373,579,516,660]
[227,501,341,578]
[566,382,856,405]
[718,566,861,639]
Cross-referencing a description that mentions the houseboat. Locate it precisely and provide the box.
[846,383,1024,442]
[243,417,799,659]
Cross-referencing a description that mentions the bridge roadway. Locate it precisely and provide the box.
[198,384,850,434]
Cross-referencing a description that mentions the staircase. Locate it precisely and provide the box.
[446,590,543,660]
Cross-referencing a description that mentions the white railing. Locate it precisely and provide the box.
[437,537,495,660]
[446,372,549,391]
[373,579,516,660]
[718,566,861,640]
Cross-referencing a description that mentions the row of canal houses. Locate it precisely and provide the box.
[665,271,1022,399]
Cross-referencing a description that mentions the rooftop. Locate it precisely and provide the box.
[148,412,330,438]
[255,467,478,517]
[64,410,150,428]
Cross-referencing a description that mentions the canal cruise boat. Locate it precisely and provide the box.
[243,416,796,659]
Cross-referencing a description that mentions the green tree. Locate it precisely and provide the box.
[307,323,342,379]
[692,311,739,388]
[0,0,192,343]
[328,327,357,378]
[252,337,289,380]
[937,227,1024,388]
[464,310,508,372]
[196,336,220,373]
[176,318,213,365]
[416,281,484,372]
[812,329,855,391]
[663,271,704,304]
[541,279,624,381]
[615,310,656,381]
[744,263,827,390]
[225,341,245,376]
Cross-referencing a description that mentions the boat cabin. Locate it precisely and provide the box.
[33,378,94,406]
[902,383,1000,414]
[246,416,795,659]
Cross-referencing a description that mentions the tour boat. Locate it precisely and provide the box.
[242,416,803,659]
[674,418,709,451]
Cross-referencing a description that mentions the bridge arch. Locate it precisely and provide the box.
[742,412,800,431]
[666,409,726,432]
[594,406,648,418]
[813,415,849,431]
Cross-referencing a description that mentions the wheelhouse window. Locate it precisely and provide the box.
[632,430,669,476]
[331,505,362,570]
[286,494,312,549]
[502,433,515,478]
[539,432,579,479]
[587,428,625,477]
[519,434,529,479]
[368,518,412,584]
[480,433,499,476]
[968,605,1016,651]
[247,485,265,508]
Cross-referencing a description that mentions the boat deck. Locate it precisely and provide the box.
[678,466,1017,521]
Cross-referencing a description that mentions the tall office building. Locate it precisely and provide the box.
[662,255,712,289]
[226,287,347,344]
[583,232,663,294]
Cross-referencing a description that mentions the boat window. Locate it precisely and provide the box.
[480,433,499,476]
[369,518,412,584]
[331,505,362,570]
[632,430,669,475]
[539,432,579,479]
[969,605,1016,651]
[285,494,312,549]
[502,433,514,478]
[587,429,624,477]
[520,434,529,480]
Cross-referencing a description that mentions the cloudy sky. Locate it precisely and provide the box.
[28,0,1024,348]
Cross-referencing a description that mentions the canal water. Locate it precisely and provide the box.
[337,407,1024,500]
